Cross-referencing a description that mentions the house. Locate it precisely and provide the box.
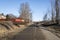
[0,13,6,19]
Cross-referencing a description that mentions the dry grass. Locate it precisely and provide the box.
[0,21,28,40]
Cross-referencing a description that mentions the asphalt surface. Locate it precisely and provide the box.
[9,26,46,40]
[6,25,60,40]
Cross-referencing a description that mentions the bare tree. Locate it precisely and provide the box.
[43,9,51,22]
[51,0,54,22]
[55,0,59,24]
[50,0,60,24]
[43,13,47,21]
[19,2,32,23]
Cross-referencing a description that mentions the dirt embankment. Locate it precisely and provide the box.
[0,21,27,40]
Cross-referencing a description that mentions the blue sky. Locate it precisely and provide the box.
[0,0,51,21]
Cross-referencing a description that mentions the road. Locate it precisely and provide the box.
[7,25,60,40]
[9,26,45,40]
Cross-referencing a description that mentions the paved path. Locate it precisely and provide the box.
[7,26,60,40]
[10,27,46,40]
